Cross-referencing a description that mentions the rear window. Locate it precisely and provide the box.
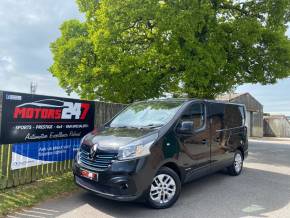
[238,105,246,125]
[224,104,245,128]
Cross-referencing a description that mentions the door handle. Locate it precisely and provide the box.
[202,139,208,144]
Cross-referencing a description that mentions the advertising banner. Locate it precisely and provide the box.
[11,138,80,170]
[0,91,95,144]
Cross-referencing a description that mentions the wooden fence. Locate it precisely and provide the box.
[0,91,125,189]
[264,115,290,137]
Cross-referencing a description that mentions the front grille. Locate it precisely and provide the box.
[79,145,117,170]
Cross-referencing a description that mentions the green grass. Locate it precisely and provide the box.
[0,172,79,217]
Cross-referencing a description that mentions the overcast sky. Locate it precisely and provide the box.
[0,0,289,115]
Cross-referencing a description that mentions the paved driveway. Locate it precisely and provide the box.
[8,139,290,218]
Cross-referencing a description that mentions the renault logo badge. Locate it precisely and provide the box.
[89,144,98,159]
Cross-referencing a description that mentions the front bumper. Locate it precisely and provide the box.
[73,157,154,202]
[75,175,138,201]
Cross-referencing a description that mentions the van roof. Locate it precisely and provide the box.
[142,98,246,107]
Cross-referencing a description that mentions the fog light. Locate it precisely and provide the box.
[120,183,129,190]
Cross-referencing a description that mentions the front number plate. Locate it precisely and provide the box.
[80,170,98,181]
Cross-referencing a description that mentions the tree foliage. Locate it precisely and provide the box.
[50,0,290,103]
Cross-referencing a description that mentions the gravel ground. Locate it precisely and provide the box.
[8,139,290,218]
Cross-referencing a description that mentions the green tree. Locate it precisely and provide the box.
[50,0,290,103]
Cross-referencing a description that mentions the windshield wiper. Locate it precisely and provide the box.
[111,125,138,129]
[139,124,164,129]
[111,124,163,129]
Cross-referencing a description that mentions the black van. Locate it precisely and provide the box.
[73,99,248,209]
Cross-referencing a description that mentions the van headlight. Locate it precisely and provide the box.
[76,149,81,164]
[117,133,159,160]
[76,136,85,164]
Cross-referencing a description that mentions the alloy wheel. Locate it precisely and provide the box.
[149,174,176,205]
[234,153,243,173]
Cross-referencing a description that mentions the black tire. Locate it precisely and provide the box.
[227,150,244,176]
[146,167,181,209]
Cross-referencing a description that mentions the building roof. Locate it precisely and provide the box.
[216,93,246,101]
[216,92,263,112]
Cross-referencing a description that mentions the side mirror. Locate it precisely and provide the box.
[176,121,194,134]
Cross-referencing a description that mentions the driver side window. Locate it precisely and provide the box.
[182,103,205,130]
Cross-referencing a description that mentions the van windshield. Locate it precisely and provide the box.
[109,101,184,128]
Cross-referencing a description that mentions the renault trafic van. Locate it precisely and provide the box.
[73,99,248,209]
